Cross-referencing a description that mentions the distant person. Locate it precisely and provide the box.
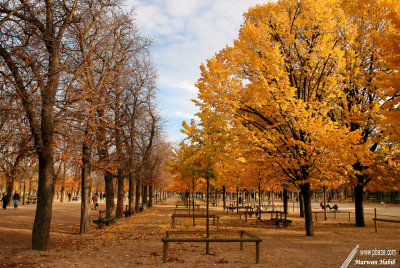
[13,192,20,209]
[2,193,8,209]
[238,196,242,205]
[92,194,98,210]
[320,202,332,210]
[68,192,72,202]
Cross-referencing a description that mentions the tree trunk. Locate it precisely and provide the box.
[142,185,148,209]
[32,151,55,250]
[116,170,124,219]
[128,174,135,212]
[60,160,67,203]
[300,183,314,236]
[222,185,226,211]
[135,180,141,213]
[236,187,239,213]
[354,184,365,227]
[258,183,262,219]
[192,181,195,226]
[206,175,210,255]
[105,172,115,219]
[23,182,26,205]
[299,191,304,217]
[5,179,14,206]
[283,188,288,216]
[60,185,65,203]
[148,185,153,208]
[323,186,327,221]
[80,143,91,234]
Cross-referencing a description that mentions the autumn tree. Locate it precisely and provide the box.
[378,1,400,193]
[378,0,400,141]
[339,0,397,226]
[178,108,230,251]
[0,79,33,206]
[145,136,171,207]
[167,139,205,220]
[195,0,356,236]
[118,57,156,213]
[67,1,113,233]
[0,0,108,250]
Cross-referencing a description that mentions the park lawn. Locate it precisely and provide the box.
[0,198,398,267]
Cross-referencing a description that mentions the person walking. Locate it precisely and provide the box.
[13,192,20,209]
[1,193,8,209]
[92,193,98,210]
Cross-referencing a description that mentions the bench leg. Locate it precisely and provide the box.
[240,231,243,250]
[163,241,168,263]
[171,217,175,228]
[256,241,260,264]
[206,242,210,255]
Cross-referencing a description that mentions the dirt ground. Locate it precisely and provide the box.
[0,197,399,268]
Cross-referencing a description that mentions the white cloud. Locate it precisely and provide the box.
[164,0,200,18]
[174,80,198,94]
[124,0,269,142]
[174,111,195,120]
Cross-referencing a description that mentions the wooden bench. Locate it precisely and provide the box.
[188,204,201,209]
[313,210,352,222]
[373,208,400,232]
[171,214,220,228]
[26,197,37,204]
[226,205,254,213]
[268,211,292,227]
[173,208,205,214]
[239,210,275,221]
[161,230,262,264]
[176,200,187,208]
[255,204,271,211]
[93,210,114,227]
[123,205,134,217]
[226,204,235,212]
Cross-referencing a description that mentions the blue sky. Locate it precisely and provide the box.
[125,0,268,143]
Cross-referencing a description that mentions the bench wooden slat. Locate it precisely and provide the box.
[161,230,262,264]
[171,214,220,228]
[93,218,114,227]
[93,210,114,227]
[162,237,261,243]
[171,214,219,218]
[373,218,400,223]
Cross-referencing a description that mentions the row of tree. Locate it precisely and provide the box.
[0,0,170,250]
[168,0,400,236]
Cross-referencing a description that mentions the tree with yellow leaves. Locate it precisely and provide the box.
[339,0,398,227]
[167,139,202,217]
[175,109,230,252]
[195,0,356,236]
[379,0,400,140]
[378,0,400,194]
